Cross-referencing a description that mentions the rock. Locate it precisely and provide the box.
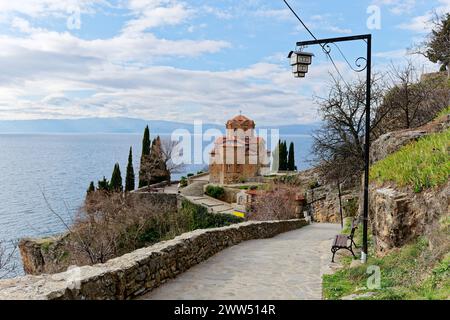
[369,182,449,253]
[371,112,449,164]
[371,130,427,164]
[341,292,376,300]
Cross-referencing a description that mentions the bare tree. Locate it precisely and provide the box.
[140,138,185,188]
[160,139,186,183]
[312,74,386,184]
[0,241,17,279]
[71,191,181,264]
[372,61,449,137]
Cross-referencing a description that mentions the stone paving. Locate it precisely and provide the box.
[140,223,341,300]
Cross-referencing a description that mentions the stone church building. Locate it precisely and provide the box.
[209,114,270,184]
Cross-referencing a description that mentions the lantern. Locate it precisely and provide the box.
[288,51,314,78]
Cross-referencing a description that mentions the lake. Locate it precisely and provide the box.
[0,133,313,276]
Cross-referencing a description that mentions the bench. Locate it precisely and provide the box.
[331,219,359,262]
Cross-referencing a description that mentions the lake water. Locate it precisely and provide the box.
[0,133,313,276]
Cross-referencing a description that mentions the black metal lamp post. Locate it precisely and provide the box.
[290,34,372,263]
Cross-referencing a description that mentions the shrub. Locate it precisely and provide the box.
[97,176,110,192]
[179,176,188,188]
[73,192,173,264]
[238,185,259,190]
[180,200,243,230]
[67,193,243,266]
[246,182,299,221]
[343,198,358,217]
[205,185,225,200]
[187,173,194,177]
[435,105,450,119]
[309,180,320,189]
[0,241,17,279]
[87,181,95,194]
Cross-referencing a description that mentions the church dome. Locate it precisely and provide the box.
[226,114,255,130]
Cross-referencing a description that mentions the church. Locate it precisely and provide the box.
[209,114,270,185]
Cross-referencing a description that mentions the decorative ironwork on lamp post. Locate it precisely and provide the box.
[290,34,372,263]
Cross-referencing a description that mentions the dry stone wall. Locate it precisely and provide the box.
[0,219,307,300]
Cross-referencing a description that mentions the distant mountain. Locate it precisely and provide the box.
[0,117,321,135]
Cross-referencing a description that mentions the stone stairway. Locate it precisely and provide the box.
[179,180,235,215]
[179,181,208,197]
[183,195,235,215]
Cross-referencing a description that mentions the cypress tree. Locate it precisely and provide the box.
[278,140,284,171]
[110,163,123,192]
[139,125,151,188]
[279,141,288,171]
[98,176,110,192]
[125,146,135,192]
[284,141,289,170]
[288,142,296,171]
[87,181,95,194]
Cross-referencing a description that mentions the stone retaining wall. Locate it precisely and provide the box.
[0,219,307,300]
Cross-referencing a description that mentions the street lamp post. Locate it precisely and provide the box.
[291,34,372,263]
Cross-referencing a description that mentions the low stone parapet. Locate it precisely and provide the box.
[0,219,307,300]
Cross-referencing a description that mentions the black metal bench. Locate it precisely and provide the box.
[331,219,359,262]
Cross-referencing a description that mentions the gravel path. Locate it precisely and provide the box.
[140,223,341,300]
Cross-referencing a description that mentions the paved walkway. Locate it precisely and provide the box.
[140,223,341,300]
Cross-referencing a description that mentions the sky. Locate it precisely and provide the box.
[0,0,448,125]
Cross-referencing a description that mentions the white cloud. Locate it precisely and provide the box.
[397,12,434,33]
[397,0,450,33]
[373,0,416,15]
[326,26,352,35]
[254,9,352,34]
[0,16,319,125]
[1,16,230,63]
[302,14,353,35]
[11,17,35,33]
[202,5,233,20]
[0,44,326,124]
[2,1,441,125]
[123,1,194,34]
[0,0,106,17]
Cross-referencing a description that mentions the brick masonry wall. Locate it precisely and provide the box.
[0,219,308,300]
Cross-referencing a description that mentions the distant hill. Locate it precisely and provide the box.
[0,117,321,135]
